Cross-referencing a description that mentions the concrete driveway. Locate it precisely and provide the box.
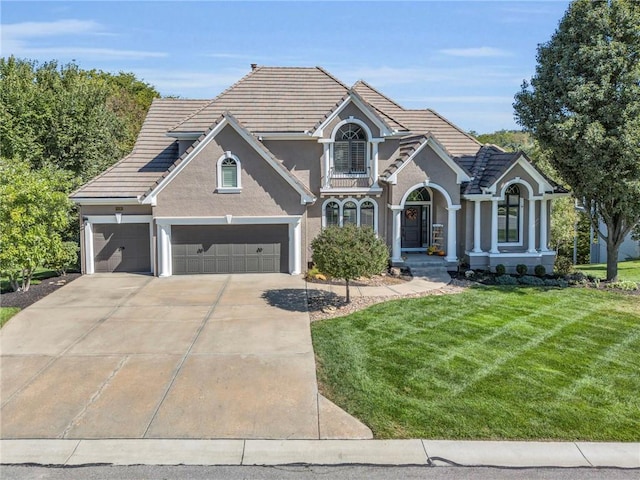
[0,274,370,440]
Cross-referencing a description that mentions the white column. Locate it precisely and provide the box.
[390,206,403,262]
[323,142,331,188]
[539,198,549,252]
[528,198,537,253]
[371,139,383,187]
[289,219,302,275]
[490,199,499,253]
[472,200,482,253]
[445,206,460,263]
[157,223,172,277]
[84,220,94,274]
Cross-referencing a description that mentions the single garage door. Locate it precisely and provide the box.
[93,223,151,273]
[171,225,288,274]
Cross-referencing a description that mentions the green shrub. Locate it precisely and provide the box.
[495,274,518,285]
[45,241,79,275]
[543,278,569,288]
[604,280,639,291]
[554,256,574,275]
[495,264,506,276]
[518,275,545,286]
[534,265,546,277]
[515,264,528,275]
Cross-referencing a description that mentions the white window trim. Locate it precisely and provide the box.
[497,183,525,247]
[216,151,242,193]
[329,118,373,176]
[321,197,378,233]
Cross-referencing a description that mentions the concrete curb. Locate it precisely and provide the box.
[1,439,638,468]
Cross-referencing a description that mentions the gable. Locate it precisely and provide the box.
[488,155,554,196]
[154,123,305,217]
[312,93,394,139]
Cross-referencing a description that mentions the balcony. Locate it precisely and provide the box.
[320,167,382,196]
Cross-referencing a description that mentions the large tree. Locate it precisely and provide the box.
[311,224,389,303]
[0,158,73,291]
[514,0,640,281]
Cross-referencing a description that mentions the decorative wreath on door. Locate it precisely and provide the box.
[405,207,418,220]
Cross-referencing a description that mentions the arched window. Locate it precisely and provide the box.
[343,201,357,225]
[334,123,367,174]
[498,184,521,243]
[325,201,340,226]
[216,152,241,192]
[360,200,375,228]
[407,187,431,202]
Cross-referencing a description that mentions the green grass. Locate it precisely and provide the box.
[577,259,640,283]
[0,268,58,294]
[0,307,20,328]
[311,287,640,441]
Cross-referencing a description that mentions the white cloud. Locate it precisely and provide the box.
[1,19,166,60]
[440,47,512,58]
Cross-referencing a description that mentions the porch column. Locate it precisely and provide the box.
[390,206,403,263]
[472,200,482,253]
[83,220,94,274]
[539,198,549,252]
[289,218,302,275]
[490,199,499,253]
[528,198,537,253]
[157,223,172,277]
[446,206,460,263]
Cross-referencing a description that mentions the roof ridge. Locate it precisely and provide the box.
[169,66,262,132]
[423,108,482,147]
[355,79,407,110]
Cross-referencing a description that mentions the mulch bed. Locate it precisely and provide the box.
[1,273,81,309]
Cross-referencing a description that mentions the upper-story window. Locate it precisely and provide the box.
[216,152,242,193]
[334,123,367,174]
[498,184,521,243]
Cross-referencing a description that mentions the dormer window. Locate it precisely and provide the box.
[334,123,367,174]
[216,152,241,193]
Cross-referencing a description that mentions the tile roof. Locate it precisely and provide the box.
[171,66,350,134]
[71,98,208,198]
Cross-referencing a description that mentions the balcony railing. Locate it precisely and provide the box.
[322,167,373,189]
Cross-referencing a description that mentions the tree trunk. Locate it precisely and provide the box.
[22,268,32,292]
[606,240,620,282]
[345,278,350,304]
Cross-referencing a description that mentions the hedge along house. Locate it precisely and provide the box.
[71,66,568,276]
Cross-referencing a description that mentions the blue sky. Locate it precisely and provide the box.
[2,1,571,133]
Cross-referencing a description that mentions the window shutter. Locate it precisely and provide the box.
[334,142,349,173]
[222,165,237,187]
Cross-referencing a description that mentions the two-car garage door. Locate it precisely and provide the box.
[171,225,288,274]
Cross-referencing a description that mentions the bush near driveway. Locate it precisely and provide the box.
[311,287,640,441]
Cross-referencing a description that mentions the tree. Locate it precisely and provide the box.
[0,57,160,182]
[311,224,389,303]
[0,158,73,291]
[514,0,640,281]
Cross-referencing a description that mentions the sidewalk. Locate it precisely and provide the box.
[1,439,638,468]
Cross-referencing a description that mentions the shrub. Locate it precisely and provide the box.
[495,274,518,285]
[544,278,569,288]
[305,266,328,282]
[495,264,506,276]
[534,265,546,277]
[605,280,639,291]
[516,264,528,275]
[554,256,574,275]
[464,270,475,279]
[518,275,545,286]
[45,241,79,275]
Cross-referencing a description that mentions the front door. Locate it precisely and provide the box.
[401,205,431,249]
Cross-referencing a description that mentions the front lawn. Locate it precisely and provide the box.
[0,268,59,294]
[0,307,20,328]
[311,287,640,441]
[577,259,640,283]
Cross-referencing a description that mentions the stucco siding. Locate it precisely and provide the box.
[324,102,381,139]
[494,164,541,198]
[155,124,304,217]
[262,140,321,193]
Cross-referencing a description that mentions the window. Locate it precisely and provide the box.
[360,201,375,228]
[343,201,357,225]
[216,152,241,192]
[406,187,431,202]
[498,184,521,243]
[325,201,340,226]
[322,198,377,232]
[334,123,367,174]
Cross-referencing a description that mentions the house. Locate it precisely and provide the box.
[590,224,639,264]
[71,66,568,276]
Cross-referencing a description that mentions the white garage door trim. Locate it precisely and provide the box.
[83,215,154,275]
[156,216,302,277]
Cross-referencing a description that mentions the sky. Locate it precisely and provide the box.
[1,0,572,133]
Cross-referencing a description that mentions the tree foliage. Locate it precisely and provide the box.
[0,158,73,291]
[513,0,640,280]
[0,56,159,182]
[311,224,389,303]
